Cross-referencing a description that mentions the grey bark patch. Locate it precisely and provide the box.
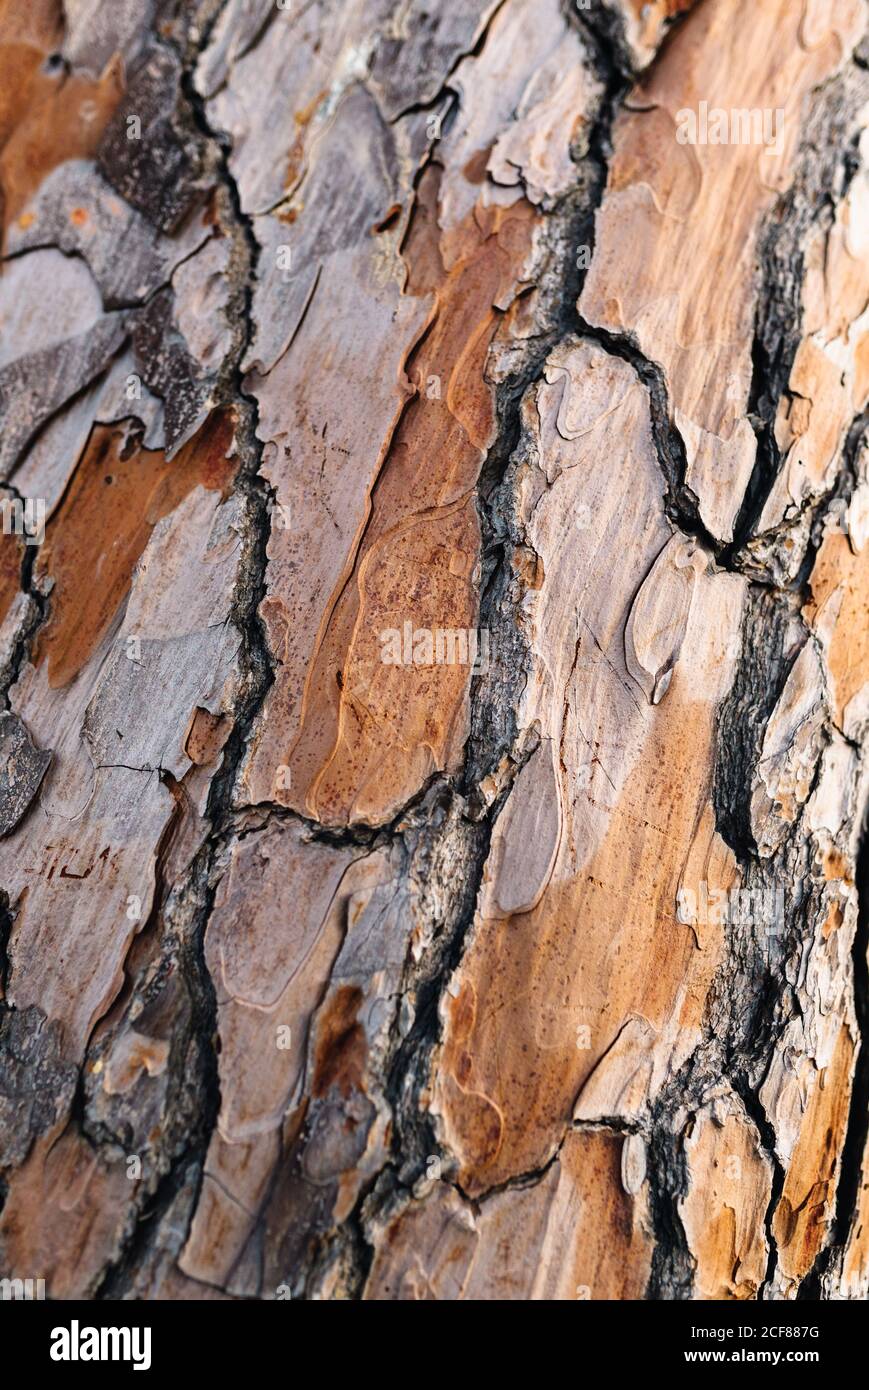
[97,45,209,235]
[0,316,128,476]
[369,0,499,120]
[130,289,214,456]
[64,0,156,76]
[0,1007,77,1168]
[6,161,212,311]
[0,713,51,838]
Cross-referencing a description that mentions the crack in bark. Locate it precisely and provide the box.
[84,0,279,1297]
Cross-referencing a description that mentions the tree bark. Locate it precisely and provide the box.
[1,0,868,1302]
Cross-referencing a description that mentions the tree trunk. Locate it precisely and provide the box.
[1,0,868,1303]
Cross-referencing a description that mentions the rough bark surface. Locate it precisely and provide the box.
[1,0,868,1302]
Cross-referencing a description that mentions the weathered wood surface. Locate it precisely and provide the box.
[0,0,868,1301]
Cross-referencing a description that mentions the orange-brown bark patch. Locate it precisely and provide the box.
[437,685,729,1194]
[772,1024,855,1282]
[34,410,237,687]
[184,707,231,766]
[805,529,869,728]
[0,44,123,241]
[282,193,537,825]
[311,985,367,1099]
[0,529,23,626]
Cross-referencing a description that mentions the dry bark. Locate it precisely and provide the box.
[0,0,868,1302]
